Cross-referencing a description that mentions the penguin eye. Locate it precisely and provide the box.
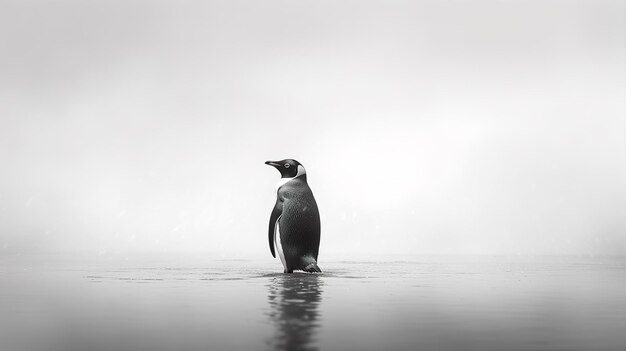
[284,163,290,168]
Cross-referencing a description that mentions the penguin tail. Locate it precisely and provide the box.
[301,256,322,273]
[303,263,322,273]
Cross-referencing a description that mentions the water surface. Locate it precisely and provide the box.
[1,254,624,351]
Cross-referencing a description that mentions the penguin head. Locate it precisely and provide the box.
[265,159,304,178]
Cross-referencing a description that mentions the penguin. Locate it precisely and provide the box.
[265,159,321,273]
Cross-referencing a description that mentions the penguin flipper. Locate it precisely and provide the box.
[268,199,282,258]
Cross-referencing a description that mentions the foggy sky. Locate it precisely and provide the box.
[1,0,624,256]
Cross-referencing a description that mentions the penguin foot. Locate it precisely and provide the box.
[302,263,322,273]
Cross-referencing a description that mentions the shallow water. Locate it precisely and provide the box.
[0,254,624,351]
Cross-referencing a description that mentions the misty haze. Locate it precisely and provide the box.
[0,1,624,351]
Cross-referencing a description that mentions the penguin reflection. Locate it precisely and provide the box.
[266,274,323,351]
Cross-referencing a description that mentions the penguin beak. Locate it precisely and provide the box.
[265,160,281,168]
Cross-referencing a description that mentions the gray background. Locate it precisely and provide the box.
[1,0,624,256]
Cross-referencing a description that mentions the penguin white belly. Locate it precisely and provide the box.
[274,217,287,270]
